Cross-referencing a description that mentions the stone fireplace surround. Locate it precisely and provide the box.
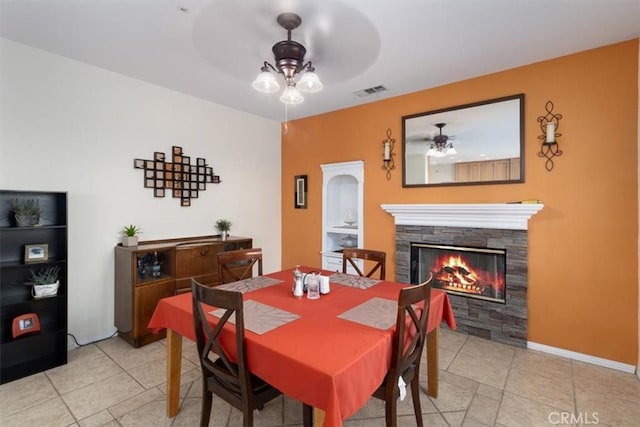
[381,204,543,348]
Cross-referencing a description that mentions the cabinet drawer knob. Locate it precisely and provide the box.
[200,249,208,256]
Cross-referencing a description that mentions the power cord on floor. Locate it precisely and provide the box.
[67,330,118,347]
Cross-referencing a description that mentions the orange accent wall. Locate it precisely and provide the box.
[281,40,639,364]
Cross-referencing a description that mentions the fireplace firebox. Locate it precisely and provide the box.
[410,243,507,303]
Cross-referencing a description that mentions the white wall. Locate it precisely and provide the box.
[0,39,282,345]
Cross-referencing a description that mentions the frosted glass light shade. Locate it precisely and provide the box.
[297,71,323,93]
[252,71,280,93]
[446,145,457,155]
[427,147,445,158]
[280,86,304,105]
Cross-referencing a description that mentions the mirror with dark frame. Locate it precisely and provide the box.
[402,94,524,187]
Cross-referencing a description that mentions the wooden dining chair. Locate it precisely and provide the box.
[372,274,433,426]
[191,279,282,427]
[342,248,386,280]
[217,248,263,285]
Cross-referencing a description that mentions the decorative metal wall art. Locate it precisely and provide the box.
[381,128,396,180]
[537,101,563,171]
[134,146,220,207]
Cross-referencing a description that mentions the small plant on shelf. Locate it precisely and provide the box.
[121,224,141,247]
[29,265,60,285]
[27,265,60,298]
[215,219,232,240]
[11,199,43,226]
[123,224,141,237]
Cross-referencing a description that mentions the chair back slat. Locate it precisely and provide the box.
[191,279,251,401]
[342,248,386,280]
[218,248,263,284]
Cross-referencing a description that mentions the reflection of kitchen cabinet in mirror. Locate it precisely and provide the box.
[402,94,524,187]
[320,161,364,273]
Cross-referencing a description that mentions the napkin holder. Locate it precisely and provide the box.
[319,275,330,294]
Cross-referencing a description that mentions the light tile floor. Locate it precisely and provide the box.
[1,327,638,426]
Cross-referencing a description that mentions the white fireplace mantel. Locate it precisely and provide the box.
[381,203,544,230]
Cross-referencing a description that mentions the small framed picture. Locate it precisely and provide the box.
[24,244,49,263]
[295,175,308,209]
[12,313,41,338]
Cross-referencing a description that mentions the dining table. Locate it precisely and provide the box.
[148,267,456,426]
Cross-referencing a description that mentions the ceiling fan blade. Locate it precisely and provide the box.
[407,135,428,143]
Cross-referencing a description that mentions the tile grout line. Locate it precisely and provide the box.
[490,343,517,426]
[43,368,79,426]
[430,331,470,426]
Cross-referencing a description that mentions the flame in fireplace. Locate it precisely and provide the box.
[432,254,500,295]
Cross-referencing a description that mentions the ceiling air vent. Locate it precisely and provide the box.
[353,85,387,97]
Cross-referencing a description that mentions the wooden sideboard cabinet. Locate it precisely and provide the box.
[114,235,252,347]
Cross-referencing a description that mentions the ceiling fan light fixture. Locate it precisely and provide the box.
[427,145,445,158]
[253,13,322,104]
[252,66,281,93]
[279,84,304,105]
[426,123,456,158]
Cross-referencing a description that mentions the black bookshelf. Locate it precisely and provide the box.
[0,190,68,384]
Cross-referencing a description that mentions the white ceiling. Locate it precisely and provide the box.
[1,0,638,122]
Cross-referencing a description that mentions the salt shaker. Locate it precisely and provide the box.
[293,265,303,298]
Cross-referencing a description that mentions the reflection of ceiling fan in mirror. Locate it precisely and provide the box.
[408,123,457,157]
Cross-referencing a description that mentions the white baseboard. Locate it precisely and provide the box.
[527,341,636,374]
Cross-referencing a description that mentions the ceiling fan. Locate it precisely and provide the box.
[407,123,457,157]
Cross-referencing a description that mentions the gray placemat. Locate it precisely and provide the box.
[329,272,382,289]
[337,297,397,330]
[216,276,283,293]
[209,300,300,335]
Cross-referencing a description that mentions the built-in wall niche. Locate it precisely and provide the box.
[133,146,221,207]
[320,161,364,272]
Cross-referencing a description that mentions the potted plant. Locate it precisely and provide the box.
[122,224,141,247]
[28,265,60,298]
[215,219,232,241]
[11,199,42,227]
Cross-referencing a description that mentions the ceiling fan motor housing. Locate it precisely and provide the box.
[272,40,307,78]
[433,123,449,146]
[433,135,449,145]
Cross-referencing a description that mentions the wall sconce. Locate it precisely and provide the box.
[381,128,395,180]
[537,101,563,171]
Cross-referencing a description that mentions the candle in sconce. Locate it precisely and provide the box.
[546,122,555,143]
[383,141,391,160]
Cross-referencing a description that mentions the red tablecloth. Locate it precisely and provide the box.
[148,268,456,426]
